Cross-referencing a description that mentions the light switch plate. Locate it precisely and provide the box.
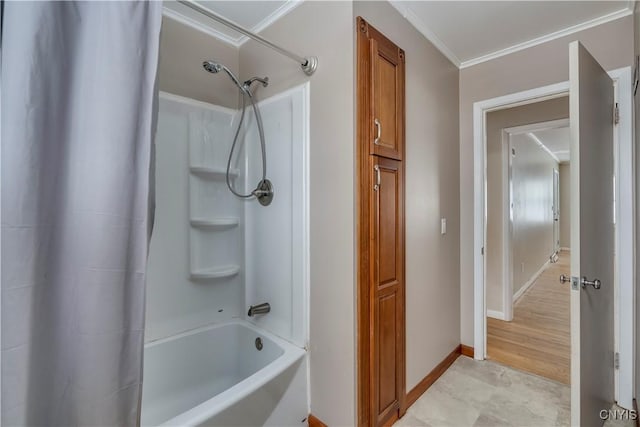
[441,218,447,235]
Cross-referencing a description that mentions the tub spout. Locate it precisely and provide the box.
[248,302,270,317]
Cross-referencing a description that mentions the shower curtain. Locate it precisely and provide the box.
[1,2,162,425]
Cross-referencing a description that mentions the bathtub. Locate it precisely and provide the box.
[141,320,306,426]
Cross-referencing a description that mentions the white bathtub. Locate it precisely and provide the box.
[141,320,306,426]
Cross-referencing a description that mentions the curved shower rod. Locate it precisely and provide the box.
[177,0,318,76]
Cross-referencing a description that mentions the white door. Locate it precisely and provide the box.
[568,41,615,426]
[553,168,560,254]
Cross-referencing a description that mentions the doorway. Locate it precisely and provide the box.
[471,67,634,409]
[486,114,572,384]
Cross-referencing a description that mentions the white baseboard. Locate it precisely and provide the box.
[560,247,570,252]
[513,260,550,302]
[487,309,506,320]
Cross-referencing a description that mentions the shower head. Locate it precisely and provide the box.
[202,59,243,92]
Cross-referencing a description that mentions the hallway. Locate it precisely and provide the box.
[487,252,571,384]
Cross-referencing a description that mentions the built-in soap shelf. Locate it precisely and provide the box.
[190,265,240,281]
[188,111,243,284]
[190,166,239,179]
[190,217,240,230]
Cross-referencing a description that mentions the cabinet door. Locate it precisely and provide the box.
[370,38,404,161]
[370,156,404,424]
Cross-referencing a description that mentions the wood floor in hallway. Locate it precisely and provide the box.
[487,251,571,384]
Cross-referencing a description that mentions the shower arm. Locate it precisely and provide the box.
[177,0,318,76]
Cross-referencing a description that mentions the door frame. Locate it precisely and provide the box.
[472,67,634,408]
[496,118,569,323]
[553,167,560,254]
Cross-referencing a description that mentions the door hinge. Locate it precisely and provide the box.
[614,352,620,370]
[481,247,484,256]
[614,103,620,125]
[373,164,380,191]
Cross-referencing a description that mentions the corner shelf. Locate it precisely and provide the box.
[190,217,240,230]
[190,166,239,179]
[190,265,240,281]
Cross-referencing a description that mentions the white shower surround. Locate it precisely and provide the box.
[146,93,244,342]
[145,84,310,423]
[244,84,310,348]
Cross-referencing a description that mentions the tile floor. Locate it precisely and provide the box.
[394,356,639,427]
[395,356,635,427]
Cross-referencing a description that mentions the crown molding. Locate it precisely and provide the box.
[554,149,571,163]
[162,1,302,48]
[388,1,462,67]
[162,5,240,46]
[388,1,633,70]
[527,133,561,164]
[242,0,302,46]
[460,7,633,68]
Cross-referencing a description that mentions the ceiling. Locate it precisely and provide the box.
[163,0,634,68]
[162,1,301,46]
[530,127,571,163]
[389,1,633,68]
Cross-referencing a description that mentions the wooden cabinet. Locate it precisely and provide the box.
[371,157,404,423]
[357,16,406,427]
[370,29,405,160]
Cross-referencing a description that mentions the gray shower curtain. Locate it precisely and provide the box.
[1,2,162,425]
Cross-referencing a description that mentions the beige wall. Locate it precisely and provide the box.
[240,1,460,422]
[510,134,558,295]
[559,163,571,249]
[459,16,634,345]
[485,98,568,315]
[353,0,461,393]
[239,3,356,424]
[158,16,239,108]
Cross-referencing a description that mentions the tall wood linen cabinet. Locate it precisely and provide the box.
[356,16,406,427]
